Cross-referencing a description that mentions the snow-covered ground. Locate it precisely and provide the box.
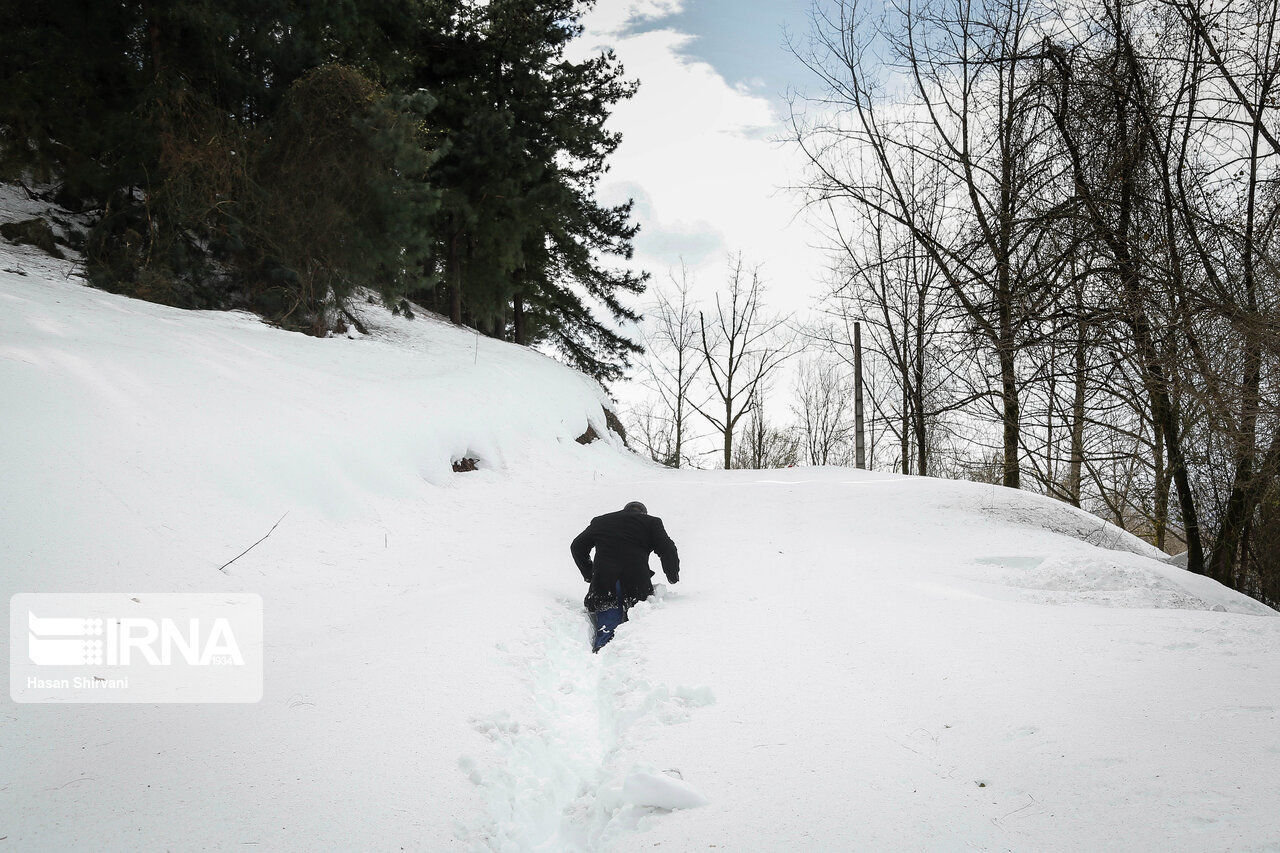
[2,229,1278,852]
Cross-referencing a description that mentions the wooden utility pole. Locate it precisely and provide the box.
[854,321,866,469]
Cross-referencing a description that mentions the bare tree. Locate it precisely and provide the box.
[1148,0,1280,589]
[637,263,704,467]
[693,255,796,469]
[812,166,968,476]
[626,398,679,468]
[786,0,1280,606]
[792,0,1074,488]
[1040,0,1280,584]
[792,356,856,465]
[734,388,803,469]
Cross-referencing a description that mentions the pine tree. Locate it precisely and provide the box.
[0,0,146,194]
[1,0,437,324]
[250,64,437,330]
[412,0,645,380]
[3,0,645,374]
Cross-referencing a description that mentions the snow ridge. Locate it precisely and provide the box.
[461,590,713,851]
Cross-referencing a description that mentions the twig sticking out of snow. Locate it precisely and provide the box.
[218,512,289,573]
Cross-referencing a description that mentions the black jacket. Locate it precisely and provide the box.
[571,510,680,611]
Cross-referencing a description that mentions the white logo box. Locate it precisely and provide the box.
[10,593,263,703]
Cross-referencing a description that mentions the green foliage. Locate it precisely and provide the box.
[251,65,438,331]
[1,0,644,376]
[414,0,646,379]
[84,84,255,309]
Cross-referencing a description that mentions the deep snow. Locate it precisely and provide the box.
[1,224,1278,852]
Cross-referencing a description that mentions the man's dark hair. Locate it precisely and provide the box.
[623,501,648,514]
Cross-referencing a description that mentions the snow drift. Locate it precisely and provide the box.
[2,213,1278,852]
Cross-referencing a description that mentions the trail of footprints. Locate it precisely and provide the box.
[460,595,713,851]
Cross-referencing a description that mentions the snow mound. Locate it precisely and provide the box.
[785,470,1267,615]
[621,771,709,810]
[0,223,641,532]
[971,552,1270,613]
[945,480,1166,559]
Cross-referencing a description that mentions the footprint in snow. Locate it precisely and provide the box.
[461,596,714,851]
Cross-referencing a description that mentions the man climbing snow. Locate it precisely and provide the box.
[571,501,680,652]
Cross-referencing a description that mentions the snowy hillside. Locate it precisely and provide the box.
[2,236,1278,852]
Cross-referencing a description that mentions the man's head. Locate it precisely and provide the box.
[623,501,648,515]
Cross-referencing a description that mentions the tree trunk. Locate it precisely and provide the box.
[1067,316,1086,508]
[1209,410,1262,587]
[914,295,928,477]
[448,233,463,326]
[1111,16,1205,574]
[513,295,526,345]
[1153,417,1168,551]
[673,398,683,468]
[1207,319,1264,586]
[1046,341,1057,490]
[1130,305,1203,572]
[723,396,733,470]
[901,380,910,475]
[998,330,1021,488]
[1066,263,1086,507]
[997,58,1020,491]
[854,321,866,470]
[673,348,684,469]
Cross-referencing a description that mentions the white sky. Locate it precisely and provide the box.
[576,1,834,337]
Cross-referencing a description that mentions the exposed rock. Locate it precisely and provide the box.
[1,218,62,258]
[603,407,629,448]
[452,457,479,473]
[577,409,629,447]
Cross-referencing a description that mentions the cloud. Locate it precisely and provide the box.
[580,0,687,39]
[638,221,725,266]
[603,179,725,265]
[578,13,828,320]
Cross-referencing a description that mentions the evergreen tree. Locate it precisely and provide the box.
[413,0,645,380]
[250,64,437,330]
[2,0,646,376]
[501,0,647,381]
[0,0,437,324]
[0,0,146,195]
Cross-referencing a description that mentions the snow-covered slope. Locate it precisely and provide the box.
[2,235,1278,852]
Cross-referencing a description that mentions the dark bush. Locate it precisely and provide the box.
[250,65,436,333]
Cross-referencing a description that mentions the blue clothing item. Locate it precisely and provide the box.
[590,582,628,652]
